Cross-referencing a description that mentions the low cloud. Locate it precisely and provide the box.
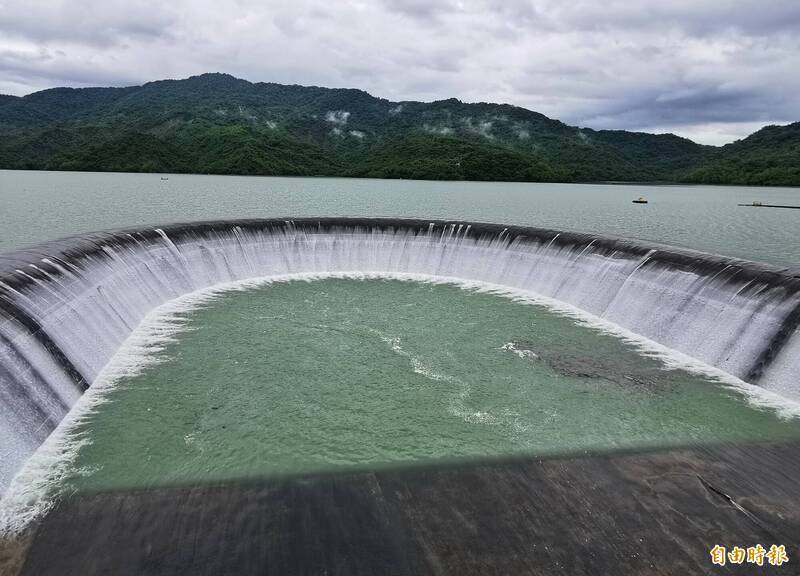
[325,110,350,125]
[423,124,454,136]
[463,117,494,138]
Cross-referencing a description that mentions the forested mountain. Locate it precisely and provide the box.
[684,123,800,186]
[0,73,797,185]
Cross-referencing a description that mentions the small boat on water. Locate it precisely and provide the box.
[632,197,648,204]
[161,177,169,181]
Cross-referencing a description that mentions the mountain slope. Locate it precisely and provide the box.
[0,73,795,184]
[683,123,800,186]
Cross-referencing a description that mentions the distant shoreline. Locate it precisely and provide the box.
[2,167,798,188]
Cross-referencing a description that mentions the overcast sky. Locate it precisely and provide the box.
[1,0,798,145]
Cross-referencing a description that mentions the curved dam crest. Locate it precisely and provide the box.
[1,217,800,497]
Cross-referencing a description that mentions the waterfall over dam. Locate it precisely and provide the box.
[1,217,799,495]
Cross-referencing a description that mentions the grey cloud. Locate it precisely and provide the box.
[580,80,772,127]
[0,50,140,89]
[0,1,178,47]
[0,0,798,144]
[390,45,468,74]
[542,1,800,37]
[0,47,54,65]
[380,0,461,20]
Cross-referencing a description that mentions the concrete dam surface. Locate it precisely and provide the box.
[1,218,799,574]
[11,442,800,576]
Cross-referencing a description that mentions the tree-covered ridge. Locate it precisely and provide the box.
[0,73,797,185]
[684,123,800,186]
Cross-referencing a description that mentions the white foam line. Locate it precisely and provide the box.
[2,271,799,535]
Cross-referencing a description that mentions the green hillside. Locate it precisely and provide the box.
[683,123,800,186]
[0,73,797,185]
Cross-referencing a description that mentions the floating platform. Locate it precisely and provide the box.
[4,441,799,575]
[738,203,800,209]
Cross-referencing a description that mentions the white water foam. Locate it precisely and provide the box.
[369,328,498,425]
[4,223,799,499]
[500,342,539,360]
[3,270,798,536]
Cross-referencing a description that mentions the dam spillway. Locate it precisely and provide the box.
[1,217,800,495]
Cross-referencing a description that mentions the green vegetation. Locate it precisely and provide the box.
[0,73,797,185]
[683,123,800,186]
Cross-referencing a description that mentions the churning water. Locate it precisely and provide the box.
[54,279,800,496]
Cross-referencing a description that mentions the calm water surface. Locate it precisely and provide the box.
[1,170,798,266]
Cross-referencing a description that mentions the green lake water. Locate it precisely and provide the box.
[1,170,798,266]
[65,279,800,493]
[1,170,798,504]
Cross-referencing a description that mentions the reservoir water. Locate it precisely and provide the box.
[60,278,800,495]
[1,170,799,266]
[0,170,798,532]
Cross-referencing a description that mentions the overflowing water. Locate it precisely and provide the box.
[5,275,800,535]
[1,218,799,506]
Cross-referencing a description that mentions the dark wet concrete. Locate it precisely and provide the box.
[11,442,800,575]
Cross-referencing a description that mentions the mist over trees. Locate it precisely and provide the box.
[1,74,797,185]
